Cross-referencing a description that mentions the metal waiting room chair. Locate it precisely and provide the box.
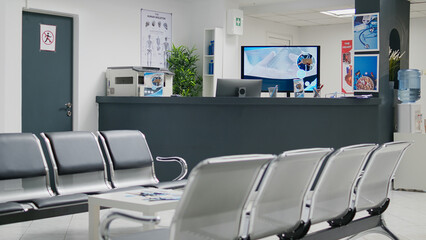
[100,154,276,240]
[0,133,87,223]
[240,148,333,240]
[98,130,188,189]
[309,144,378,227]
[41,131,112,195]
[349,141,412,240]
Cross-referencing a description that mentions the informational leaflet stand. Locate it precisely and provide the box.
[143,72,164,97]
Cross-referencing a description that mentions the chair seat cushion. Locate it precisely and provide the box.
[110,228,170,240]
[0,202,25,215]
[32,193,88,209]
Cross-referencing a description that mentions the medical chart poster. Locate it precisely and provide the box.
[353,13,379,52]
[341,40,353,93]
[353,54,379,92]
[141,9,172,69]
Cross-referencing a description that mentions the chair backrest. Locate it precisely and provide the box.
[41,131,111,195]
[170,154,276,240]
[245,148,333,240]
[355,141,412,211]
[310,144,378,224]
[0,133,53,203]
[98,130,158,188]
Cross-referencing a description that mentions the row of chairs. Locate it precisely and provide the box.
[0,130,188,224]
[100,141,411,240]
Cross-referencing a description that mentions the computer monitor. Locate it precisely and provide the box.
[216,78,262,97]
[241,45,320,93]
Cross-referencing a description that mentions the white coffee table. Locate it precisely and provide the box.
[88,188,182,240]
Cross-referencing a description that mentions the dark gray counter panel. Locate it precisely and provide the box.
[97,96,384,181]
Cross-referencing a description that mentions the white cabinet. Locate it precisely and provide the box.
[202,28,223,97]
[394,132,426,191]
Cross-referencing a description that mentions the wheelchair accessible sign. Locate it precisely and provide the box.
[40,24,56,52]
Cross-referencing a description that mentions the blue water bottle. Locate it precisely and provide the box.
[210,40,214,55]
[209,60,214,75]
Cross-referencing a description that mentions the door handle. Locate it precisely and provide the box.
[65,102,72,117]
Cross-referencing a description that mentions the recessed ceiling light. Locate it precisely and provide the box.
[321,9,355,18]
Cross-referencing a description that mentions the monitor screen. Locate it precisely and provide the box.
[241,46,320,92]
[216,78,262,97]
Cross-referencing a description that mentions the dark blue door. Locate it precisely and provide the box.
[22,11,73,133]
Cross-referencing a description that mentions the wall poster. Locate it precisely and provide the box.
[353,13,379,52]
[341,40,353,93]
[141,9,172,69]
[353,54,379,92]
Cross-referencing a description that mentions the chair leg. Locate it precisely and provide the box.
[347,217,398,240]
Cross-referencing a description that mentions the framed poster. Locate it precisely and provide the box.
[341,40,353,93]
[353,54,379,92]
[141,9,172,69]
[353,13,379,52]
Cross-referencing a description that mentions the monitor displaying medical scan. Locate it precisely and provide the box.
[241,46,320,92]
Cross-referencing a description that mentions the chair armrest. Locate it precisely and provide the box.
[100,212,160,240]
[155,156,188,181]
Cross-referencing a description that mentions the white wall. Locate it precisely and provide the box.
[409,18,426,117]
[0,0,194,132]
[0,0,23,133]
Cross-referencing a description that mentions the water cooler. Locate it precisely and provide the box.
[396,69,422,133]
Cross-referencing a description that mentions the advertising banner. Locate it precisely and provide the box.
[341,40,353,93]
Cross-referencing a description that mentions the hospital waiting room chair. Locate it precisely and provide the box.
[100,154,276,240]
[240,148,333,240]
[41,131,112,195]
[309,144,378,227]
[350,141,412,240]
[98,130,188,190]
[0,133,87,224]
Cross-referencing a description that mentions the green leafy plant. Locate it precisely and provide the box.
[389,47,405,82]
[167,45,202,96]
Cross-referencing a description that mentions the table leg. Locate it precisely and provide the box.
[89,199,101,240]
[142,209,157,231]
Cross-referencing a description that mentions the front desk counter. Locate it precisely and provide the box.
[97,96,385,181]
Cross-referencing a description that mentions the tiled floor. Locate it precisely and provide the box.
[0,190,425,240]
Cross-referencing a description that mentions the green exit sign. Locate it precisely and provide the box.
[235,17,241,27]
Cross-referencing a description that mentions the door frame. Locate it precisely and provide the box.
[22,8,79,130]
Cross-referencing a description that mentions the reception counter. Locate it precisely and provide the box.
[97,96,386,181]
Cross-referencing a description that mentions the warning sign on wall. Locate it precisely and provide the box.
[40,24,56,52]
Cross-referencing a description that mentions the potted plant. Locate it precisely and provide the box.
[167,45,202,96]
[389,47,405,89]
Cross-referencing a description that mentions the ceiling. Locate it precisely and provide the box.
[236,0,426,26]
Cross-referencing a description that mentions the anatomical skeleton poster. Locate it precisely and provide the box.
[141,9,172,69]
